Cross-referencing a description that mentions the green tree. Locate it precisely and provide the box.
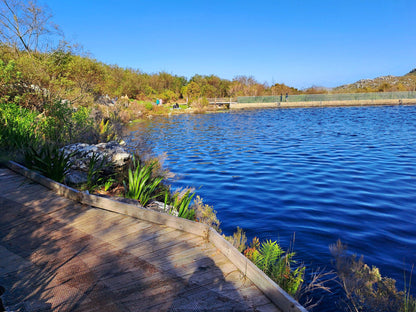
[182,81,201,102]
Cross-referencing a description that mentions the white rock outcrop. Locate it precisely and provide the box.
[62,141,131,184]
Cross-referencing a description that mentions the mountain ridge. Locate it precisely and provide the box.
[333,69,416,93]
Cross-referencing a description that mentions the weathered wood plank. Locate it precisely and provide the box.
[126,231,207,259]
[82,218,157,242]
[257,303,285,312]
[79,192,210,237]
[2,164,306,312]
[136,237,208,265]
[65,209,133,234]
[0,245,32,275]
[0,170,26,184]
[0,197,81,232]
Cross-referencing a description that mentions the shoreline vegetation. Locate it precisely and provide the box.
[1,0,415,310]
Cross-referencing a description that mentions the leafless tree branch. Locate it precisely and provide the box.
[0,0,61,54]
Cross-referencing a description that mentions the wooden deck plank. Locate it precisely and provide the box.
[1,189,74,218]
[99,246,233,294]
[0,171,27,184]
[108,225,193,250]
[256,303,285,312]
[0,245,32,275]
[103,223,190,250]
[0,168,295,312]
[103,224,178,248]
[0,196,82,232]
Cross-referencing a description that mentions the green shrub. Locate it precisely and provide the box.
[0,59,23,103]
[169,189,196,220]
[192,195,221,232]
[224,226,247,252]
[245,238,305,296]
[124,157,163,206]
[159,89,178,103]
[39,100,104,144]
[330,240,416,312]
[144,102,153,111]
[0,102,39,150]
[23,144,73,183]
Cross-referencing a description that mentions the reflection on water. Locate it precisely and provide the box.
[127,106,416,310]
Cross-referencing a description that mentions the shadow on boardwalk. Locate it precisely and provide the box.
[0,169,271,311]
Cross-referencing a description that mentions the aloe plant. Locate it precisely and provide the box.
[124,157,163,206]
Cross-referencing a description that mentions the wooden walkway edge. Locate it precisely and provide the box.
[2,161,306,312]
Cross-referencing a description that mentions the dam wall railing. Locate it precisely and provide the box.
[237,91,416,103]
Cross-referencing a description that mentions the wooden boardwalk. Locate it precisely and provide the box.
[0,168,282,312]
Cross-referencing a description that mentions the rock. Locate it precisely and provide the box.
[96,94,116,106]
[146,200,178,216]
[61,141,132,184]
[65,170,88,185]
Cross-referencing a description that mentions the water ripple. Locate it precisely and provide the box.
[127,105,416,310]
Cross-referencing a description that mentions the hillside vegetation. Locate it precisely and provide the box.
[0,43,300,104]
[333,69,416,93]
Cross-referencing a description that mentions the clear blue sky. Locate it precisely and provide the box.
[43,0,415,89]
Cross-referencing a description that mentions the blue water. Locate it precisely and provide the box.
[127,105,416,309]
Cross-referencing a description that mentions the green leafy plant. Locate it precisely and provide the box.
[0,102,40,150]
[83,152,114,191]
[145,102,153,110]
[104,179,115,192]
[245,238,305,296]
[0,59,25,104]
[23,144,73,183]
[170,189,196,220]
[163,188,170,211]
[98,118,116,142]
[123,157,163,206]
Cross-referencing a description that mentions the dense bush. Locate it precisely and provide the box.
[0,99,119,160]
[330,240,416,312]
[0,102,39,151]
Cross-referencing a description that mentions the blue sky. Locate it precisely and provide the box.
[43,0,415,89]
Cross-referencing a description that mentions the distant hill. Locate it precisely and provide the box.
[333,69,416,93]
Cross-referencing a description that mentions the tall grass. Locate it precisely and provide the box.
[404,265,416,312]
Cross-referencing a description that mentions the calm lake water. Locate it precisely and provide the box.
[127,105,416,310]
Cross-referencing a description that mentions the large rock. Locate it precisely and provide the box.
[62,141,132,184]
[96,94,116,106]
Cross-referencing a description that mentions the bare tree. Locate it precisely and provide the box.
[0,0,61,54]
